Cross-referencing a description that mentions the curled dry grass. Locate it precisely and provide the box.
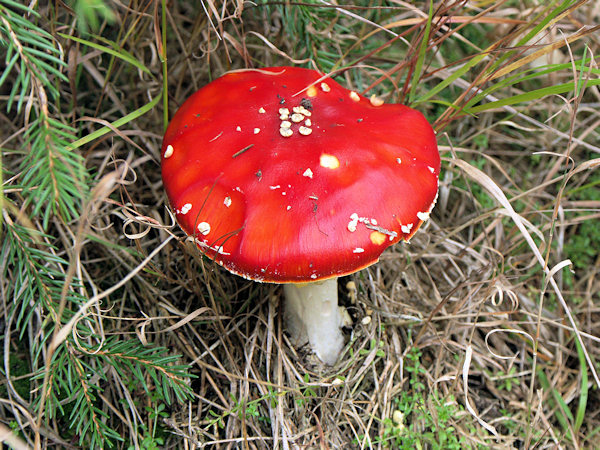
[2,0,600,448]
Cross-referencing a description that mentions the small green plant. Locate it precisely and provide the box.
[296,373,318,407]
[206,390,284,429]
[499,409,519,434]
[131,405,168,450]
[355,347,472,448]
[359,339,386,358]
[562,168,600,294]
[350,338,387,360]
[492,366,519,392]
[393,348,468,448]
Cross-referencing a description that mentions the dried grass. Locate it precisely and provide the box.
[3,0,600,448]
[93,1,600,447]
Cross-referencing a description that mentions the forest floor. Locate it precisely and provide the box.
[1,0,600,448]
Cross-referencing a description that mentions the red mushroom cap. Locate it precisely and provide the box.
[162,67,439,283]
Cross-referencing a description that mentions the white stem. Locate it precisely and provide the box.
[283,278,344,365]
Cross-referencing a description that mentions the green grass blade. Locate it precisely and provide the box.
[486,0,578,76]
[465,57,598,110]
[537,368,574,439]
[575,46,589,97]
[466,78,600,114]
[57,32,151,76]
[513,0,576,48]
[573,337,589,432]
[0,0,41,15]
[408,0,433,103]
[68,92,161,150]
[413,52,487,105]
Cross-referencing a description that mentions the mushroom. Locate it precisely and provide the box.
[161,67,439,364]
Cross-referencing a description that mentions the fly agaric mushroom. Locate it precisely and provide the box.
[161,67,439,364]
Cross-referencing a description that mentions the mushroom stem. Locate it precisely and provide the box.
[284,278,344,365]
